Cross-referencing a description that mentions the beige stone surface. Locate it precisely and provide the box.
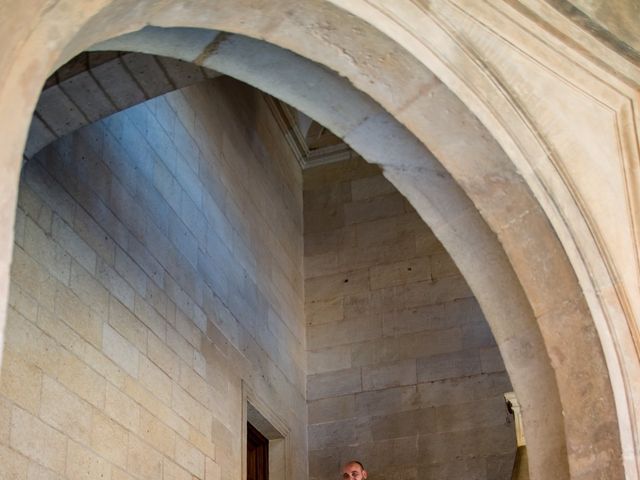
[40,376,92,445]
[10,407,67,474]
[139,408,175,457]
[105,383,140,432]
[163,458,191,480]
[102,323,139,378]
[1,77,307,480]
[54,283,103,349]
[0,350,42,415]
[175,434,205,478]
[109,297,147,354]
[205,457,222,480]
[66,440,112,480]
[305,160,515,479]
[127,433,163,480]
[138,356,172,406]
[90,411,129,468]
[27,461,66,480]
[0,2,638,478]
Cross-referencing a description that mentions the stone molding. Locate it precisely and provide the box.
[505,392,526,448]
[263,94,357,169]
[1,1,639,478]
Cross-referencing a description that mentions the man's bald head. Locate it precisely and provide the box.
[341,461,367,480]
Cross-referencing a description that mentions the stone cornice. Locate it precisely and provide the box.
[263,95,355,170]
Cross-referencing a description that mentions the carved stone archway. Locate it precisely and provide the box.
[0,2,638,479]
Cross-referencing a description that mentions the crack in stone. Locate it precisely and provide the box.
[193,32,230,66]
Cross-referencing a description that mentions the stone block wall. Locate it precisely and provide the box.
[1,77,307,480]
[304,159,516,480]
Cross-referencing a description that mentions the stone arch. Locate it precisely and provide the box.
[24,50,220,159]
[0,2,637,479]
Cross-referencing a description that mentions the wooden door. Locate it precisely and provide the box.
[247,422,269,480]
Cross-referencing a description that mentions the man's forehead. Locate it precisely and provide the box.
[343,463,363,472]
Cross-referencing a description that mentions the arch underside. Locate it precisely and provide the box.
[0,1,638,479]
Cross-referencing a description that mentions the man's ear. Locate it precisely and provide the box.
[362,470,368,479]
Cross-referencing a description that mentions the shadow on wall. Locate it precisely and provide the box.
[303,158,517,480]
[4,77,308,480]
[25,51,219,159]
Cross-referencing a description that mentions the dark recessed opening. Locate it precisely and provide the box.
[247,422,269,480]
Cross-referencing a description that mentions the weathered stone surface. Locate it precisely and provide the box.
[305,160,513,479]
[10,407,67,474]
[3,78,307,480]
[121,53,175,98]
[59,71,116,123]
[0,350,42,415]
[35,85,88,138]
[91,410,129,468]
[308,367,363,401]
[0,4,637,477]
[67,440,112,480]
[40,376,92,444]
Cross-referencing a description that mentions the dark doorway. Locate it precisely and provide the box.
[247,422,269,480]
